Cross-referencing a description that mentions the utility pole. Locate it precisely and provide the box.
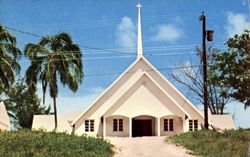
[200,12,209,129]
[248,0,250,19]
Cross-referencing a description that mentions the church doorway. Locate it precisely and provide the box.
[132,115,156,137]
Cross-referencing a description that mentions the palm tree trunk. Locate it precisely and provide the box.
[53,96,58,131]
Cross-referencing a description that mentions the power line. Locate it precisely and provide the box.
[58,64,201,77]
[0,52,197,64]
[4,25,226,57]
[248,0,250,19]
[5,26,42,38]
[179,64,202,109]
[11,12,223,30]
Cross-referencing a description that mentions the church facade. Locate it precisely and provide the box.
[71,56,206,137]
[32,3,235,137]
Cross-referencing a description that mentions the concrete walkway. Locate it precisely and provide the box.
[107,136,195,157]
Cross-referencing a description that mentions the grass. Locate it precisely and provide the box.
[0,130,113,157]
[167,129,250,157]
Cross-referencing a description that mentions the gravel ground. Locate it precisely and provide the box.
[107,136,196,157]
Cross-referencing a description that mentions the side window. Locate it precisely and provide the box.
[164,119,174,131]
[164,119,168,131]
[189,120,193,131]
[169,119,174,131]
[113,119,123,132]
[113,119,118,131]
[119,119,123,131]
[194,120,198,131]
[85,120,94,132]
[189,120,198,131]
[90,120,94,132]
[85,120,89,132]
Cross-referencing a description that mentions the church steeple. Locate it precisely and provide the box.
[136,3,143,58]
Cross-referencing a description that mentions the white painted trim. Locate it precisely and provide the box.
[136,3,143,58]
[103,72,190,118]
[141,57,204,119]
[71,58,141,125]
[143,72,191,118]
[71,56,205,126]
[157,117,160,136]
[103,116,106,138]
[129,117,132,137]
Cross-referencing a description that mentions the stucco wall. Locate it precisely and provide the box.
[106,116,129,137]
[104,75,185,118]
[160,116,183,136]
[74,58,205,136]
[0,102,10,131]
[74,117,100,136]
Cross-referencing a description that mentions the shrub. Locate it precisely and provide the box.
[0,130,113,157]
[168,129,250,157]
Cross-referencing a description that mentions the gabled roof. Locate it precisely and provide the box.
[71,57,144,125]
[103,72,190,118]
[71,56,203,125]
[140,56,204,119]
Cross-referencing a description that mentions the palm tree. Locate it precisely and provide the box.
[24,32,84,130]
[0,25,21,91]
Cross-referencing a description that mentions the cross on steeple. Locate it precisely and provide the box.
[136,3,142,8]
[136,3,143,58]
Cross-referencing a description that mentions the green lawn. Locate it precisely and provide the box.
[0,130,113,157]
[167,129,250,157]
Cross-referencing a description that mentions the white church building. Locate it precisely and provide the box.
[0,102,10,131]
[32,4,234,137]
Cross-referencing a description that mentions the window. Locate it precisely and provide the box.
[113,119,123,132]
[189,120,193,131]
[164,119,174,131]
[194,120,198,131]
[85,120,89,132]
[164,119,168,131]
[189,120,198,131]
[119,119,123,131]
[85,120,94,132]
[169,119,174,131]
[113,119,118,131]
[90,120,94,131]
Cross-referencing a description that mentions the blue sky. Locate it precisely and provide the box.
[0,0,249,128]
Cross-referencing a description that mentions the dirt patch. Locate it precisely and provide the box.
[107,136,196,157]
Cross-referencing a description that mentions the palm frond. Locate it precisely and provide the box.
[1,43,21,58]
[57,32,73,44]
[0,25,16,45]
[24,43,49,60]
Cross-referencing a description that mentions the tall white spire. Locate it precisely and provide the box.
[136,3,143,58]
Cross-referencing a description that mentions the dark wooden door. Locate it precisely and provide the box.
[132,119,152,137]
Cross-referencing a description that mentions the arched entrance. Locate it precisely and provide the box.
[132,115,156,137]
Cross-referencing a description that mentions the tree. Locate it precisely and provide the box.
[1,79,50,129]
[211,30,250,108]
[0,25,21,91]
[172,47,231,114]
[24,32,84,130]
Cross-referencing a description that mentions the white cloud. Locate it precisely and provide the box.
[226,12,250,37]
[56,87,104,114]
[115,16,136,48]
[225,102,250,128]
[152,23,183,42]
